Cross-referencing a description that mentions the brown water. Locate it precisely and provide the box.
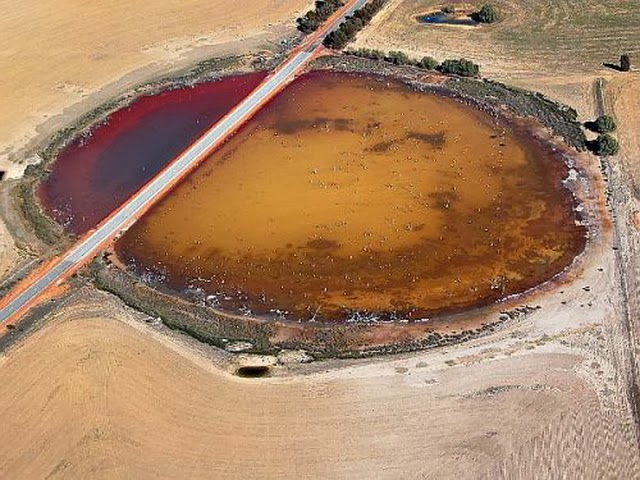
[116,71,585,322]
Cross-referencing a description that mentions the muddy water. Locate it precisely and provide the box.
[39,72,267,234]
[116,71,586,322]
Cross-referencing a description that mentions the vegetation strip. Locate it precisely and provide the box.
[323,0,386,49]
[297,0,345,34]
[347,47,480,77]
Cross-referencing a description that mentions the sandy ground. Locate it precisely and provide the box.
[0,287,638,479]
[0,220,18,281]
[0,0,312,178]
[1,1,640,478]
[608,75,640,192]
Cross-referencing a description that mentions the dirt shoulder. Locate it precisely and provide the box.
[604,73,640,429]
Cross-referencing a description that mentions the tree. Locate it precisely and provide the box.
[593,134,619,156]
[594,115,617,133]
[438,58,480,77]
[418,56,439,70]
[620,54,631,72]
[473,4,498,23]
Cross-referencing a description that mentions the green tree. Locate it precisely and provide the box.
[438,58,480,77]
[620,54,631,72]
[473,4,498,23]
[593,134,620,156]
[594,115,617,133]
[419,56,439,70]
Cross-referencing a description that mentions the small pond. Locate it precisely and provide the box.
[417,12,477,26]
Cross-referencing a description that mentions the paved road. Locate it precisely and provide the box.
[0,0,369,324]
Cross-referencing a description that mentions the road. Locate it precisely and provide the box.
[0,0,369,325]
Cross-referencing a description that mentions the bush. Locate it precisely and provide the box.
[438,58,480,77]
[441,5,456,14]
[594,115,617,133]
[419,56,439,70]
[620,54,631,72]
[472,4,499,23]
[348,49,439,71]
[348,47,385,60]
[592,134,620,156]
[386,50,411,65]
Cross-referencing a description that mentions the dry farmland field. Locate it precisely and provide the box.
[1,0,640,478]
[354,0,640,76]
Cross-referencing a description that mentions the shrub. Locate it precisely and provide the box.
[348,47,385,60]
[419,56,439,70]
[438,58,480,77]
[472,4,499,23]
[594,115,617,133]
[620,54,631,72]
[386,50,411,65]
[441,5,456,14]
[593,134,620,156]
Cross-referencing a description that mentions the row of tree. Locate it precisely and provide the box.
[347,48,481,77]
[323,0,387,49]
[297,0,345,34]
[586,115,619,156]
